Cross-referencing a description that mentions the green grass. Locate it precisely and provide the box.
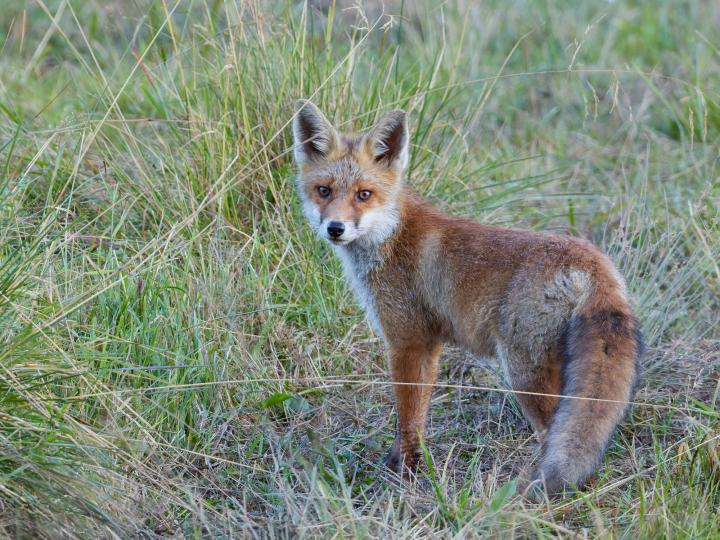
[0,0,718,537]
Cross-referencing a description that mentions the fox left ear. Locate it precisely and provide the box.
[365,110,409,172]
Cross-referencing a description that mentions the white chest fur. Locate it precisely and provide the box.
[333,243,384,338]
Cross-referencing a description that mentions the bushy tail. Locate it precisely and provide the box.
[532,294,643,494]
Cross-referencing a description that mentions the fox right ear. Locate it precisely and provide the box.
[364,109,409,172]
[293,100,338,165]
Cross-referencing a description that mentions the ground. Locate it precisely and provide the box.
[0,0,718,537]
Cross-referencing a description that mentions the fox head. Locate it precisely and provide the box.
[292,100,409,247]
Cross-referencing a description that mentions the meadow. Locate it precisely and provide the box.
[0,0,718,537]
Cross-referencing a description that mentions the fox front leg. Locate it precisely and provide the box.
[384,340,443,475]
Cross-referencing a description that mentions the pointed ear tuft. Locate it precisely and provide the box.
[292,100,338,165]
[365,110,409,171]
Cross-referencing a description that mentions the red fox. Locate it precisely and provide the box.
[291,100,642,494]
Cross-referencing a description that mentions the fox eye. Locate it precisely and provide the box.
[357,190,372,201]
[317,186,331,198]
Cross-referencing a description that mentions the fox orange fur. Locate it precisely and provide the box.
[291,100,642,494]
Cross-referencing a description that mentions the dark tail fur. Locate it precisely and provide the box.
[532,297,643,494]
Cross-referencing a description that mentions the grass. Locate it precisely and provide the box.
[0,0,718,537]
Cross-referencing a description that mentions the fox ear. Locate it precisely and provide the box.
[365,110,409,171]
[293,100,338,165]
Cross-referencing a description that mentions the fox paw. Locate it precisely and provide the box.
[383,446,402,473]
[383,446,420,478]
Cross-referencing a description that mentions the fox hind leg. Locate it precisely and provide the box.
[500,345,566,496]
[503,345,564,444]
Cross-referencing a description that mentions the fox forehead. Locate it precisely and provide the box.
[299,139,401,192]
[301,157,364,190]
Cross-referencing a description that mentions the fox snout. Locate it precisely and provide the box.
[318,218,358,245]
[326,221,345,239]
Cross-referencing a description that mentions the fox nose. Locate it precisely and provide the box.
[326,221,345,239]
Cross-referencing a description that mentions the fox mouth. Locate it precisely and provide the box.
[328,237,352,246]
[324,232,358,246]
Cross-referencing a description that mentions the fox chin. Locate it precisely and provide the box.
[291,99,642,495]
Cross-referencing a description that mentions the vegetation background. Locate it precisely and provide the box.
[0,0,718,537]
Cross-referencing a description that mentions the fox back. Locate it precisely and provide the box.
[292,100,642,495]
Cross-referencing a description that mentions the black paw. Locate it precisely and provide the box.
[383,446,402,473]
[383,445,421,479]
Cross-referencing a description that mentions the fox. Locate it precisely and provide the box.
[291,99,643,494]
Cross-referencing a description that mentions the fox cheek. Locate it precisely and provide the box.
[299,195,322,227]
[357,204,400,244]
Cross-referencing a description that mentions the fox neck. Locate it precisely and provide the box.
[333,239,386,336]
[334,223,391,281]
[332,189,411,336]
